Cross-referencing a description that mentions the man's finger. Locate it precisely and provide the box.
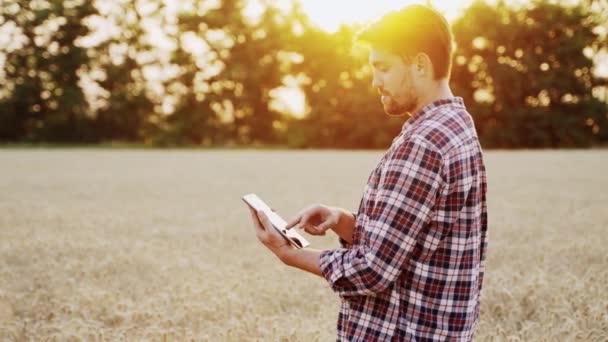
[317,221,334,232]
[259,211,286,241]
[285,214,302,230]
[298,213,313,227]
[253,210,274,244]
[304,225,325,236]
[250,209,265,234]
[286,205,315,230]
[288,206,313,228]
[257,210,273,231]
[285,219,300,230]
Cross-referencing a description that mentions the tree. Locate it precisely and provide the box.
[86,0,158,143]
[0,0,98,142]
[451,0,608,147]
[158,0,307,146]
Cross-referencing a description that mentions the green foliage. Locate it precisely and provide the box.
[451,0,608,147]
[91,1,156,143]
[0,0,98,142]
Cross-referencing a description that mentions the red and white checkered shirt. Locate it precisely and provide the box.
[319,97,488,341]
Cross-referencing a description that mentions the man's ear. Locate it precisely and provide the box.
[414,53,432,77]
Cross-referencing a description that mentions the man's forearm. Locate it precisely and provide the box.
[330,207,356,244]
[278,248,323,277]
[273,207,356,278]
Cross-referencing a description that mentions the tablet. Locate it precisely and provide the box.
[242,193,310,249]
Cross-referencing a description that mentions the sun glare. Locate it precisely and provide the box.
[263,1,478,117]
[297,0,475,32]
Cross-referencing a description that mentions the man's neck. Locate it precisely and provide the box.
[412,79,454,115]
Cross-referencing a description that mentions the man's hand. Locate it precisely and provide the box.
[249,208,294,260]
[249,207,325,278]
[285,204,339,236]
[286,204,356,244]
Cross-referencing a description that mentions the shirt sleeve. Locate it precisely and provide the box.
[319,137,444,297]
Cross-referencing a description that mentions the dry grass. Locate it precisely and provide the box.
[0,149,607,341]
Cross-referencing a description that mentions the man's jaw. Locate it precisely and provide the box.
[381,94,417,117]
[379,89,393,105]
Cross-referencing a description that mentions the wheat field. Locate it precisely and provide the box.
[0,149,606,341]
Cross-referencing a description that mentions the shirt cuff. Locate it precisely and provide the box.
[319,248,346,289]
[338,237,351,249]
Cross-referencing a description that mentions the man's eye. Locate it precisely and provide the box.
[372,64,387,72]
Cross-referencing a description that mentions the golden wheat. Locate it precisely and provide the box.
[0,150,606,341]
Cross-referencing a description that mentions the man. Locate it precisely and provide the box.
[249,5,488,341]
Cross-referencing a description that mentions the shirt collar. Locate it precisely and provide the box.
[401,96,465,132]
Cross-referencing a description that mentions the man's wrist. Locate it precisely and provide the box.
[276,245,297,265]
[329,208,355,244]
[339,208,356,222]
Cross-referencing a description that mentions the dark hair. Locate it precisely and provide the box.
[355,5,453,80]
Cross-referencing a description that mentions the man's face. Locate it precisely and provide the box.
[369,48,422,116]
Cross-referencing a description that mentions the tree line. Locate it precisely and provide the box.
[1,0,607,148]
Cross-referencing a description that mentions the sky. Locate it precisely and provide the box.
[296,0,476,32]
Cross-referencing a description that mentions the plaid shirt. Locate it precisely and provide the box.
[319,97,488,341]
